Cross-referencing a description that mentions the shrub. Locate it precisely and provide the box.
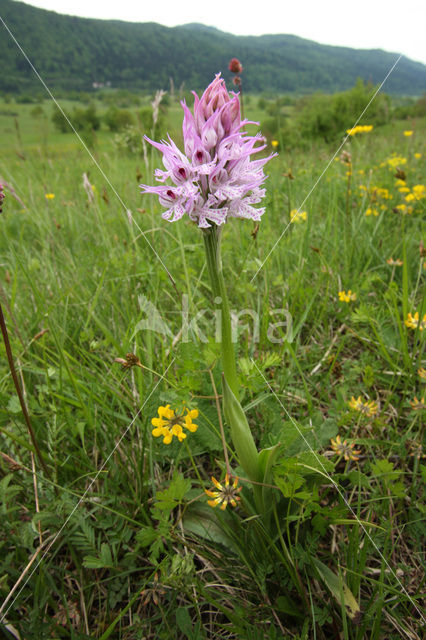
[138,106,166,140]
[52,106,72,132]
[30,105,45,118]
[295,79,390,142]
[71,103,100,131]
[52,103,101,133]
[104,107,134,132]
[113,125,142,154]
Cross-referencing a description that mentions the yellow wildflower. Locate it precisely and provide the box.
[290,209,307,223]
[205,473,242,510]
[348,396,379,417]
[405,312,426,331]
[45,193,55,200]
[375,187,392,199]
[414,152,422,159]
[412,184,425,199]
[387,155,407,169]
[394,203,413,215]
[403,130,413,137]
[330,436,361,461]
[409,396,426,410]
[365,207,379,217]
[271,140,279,149]
[346,124,373,135]
[398,186,410,193]
[386,258,403,266]
[418,367,426,380]
[338,290,357,303]
[151,404,198,444]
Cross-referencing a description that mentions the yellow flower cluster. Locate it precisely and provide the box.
[45,193,55,200]
[395,178,406,187]
[418,367,426,380]
[405,312,426,331]
[346,125,373,136]
[290,209,307,223]
[151,405,198,444]
[338,290,357,303]
[403,130,413,137]
[330,435,361,461]
[404,184,425,202]
[386,258,403,266]
[386,155,407,169]
[365,207,379,217]
[394,203,413,215]
[360,185,393,217]
[348,396,379,417]
[375,187,392,200]
[205,474,242,510]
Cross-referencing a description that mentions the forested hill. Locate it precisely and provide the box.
[1,0,426,95]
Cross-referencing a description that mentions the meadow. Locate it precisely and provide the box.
[0,89,425,639]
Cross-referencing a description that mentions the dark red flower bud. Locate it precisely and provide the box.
[228,58,243,74]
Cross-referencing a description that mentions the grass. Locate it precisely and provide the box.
[0,95,425,639]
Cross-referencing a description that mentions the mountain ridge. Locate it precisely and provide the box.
[1,0,425,95]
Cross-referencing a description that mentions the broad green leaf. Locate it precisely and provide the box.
[311,557,361,623]
[182,503,238,553]
[176,607,193,639]
[222,375,261,482]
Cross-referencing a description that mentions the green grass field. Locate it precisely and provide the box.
[0,95,424,639]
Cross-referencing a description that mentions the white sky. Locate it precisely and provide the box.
[18,0,426,65]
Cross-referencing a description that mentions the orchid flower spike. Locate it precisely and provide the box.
[141,73,276,228]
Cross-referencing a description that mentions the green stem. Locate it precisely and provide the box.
[203,226,238,396]
[203,225,262,507]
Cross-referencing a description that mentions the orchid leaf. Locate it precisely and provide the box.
[311,557,361,623]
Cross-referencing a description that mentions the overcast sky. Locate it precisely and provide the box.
[17,0,426,65]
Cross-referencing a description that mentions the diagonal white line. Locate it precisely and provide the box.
[0,358,175,623]
[0,16,177,292]
[251,54,402,282]
[251,358,425,628]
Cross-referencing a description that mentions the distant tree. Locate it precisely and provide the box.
[71,104,101,131]
[30,105,45,118]
[104,107,134,132]
[52,106,72,132]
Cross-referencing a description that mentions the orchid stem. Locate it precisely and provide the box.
[203,225,238,397]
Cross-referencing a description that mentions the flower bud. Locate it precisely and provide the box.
[228,58,243,74]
